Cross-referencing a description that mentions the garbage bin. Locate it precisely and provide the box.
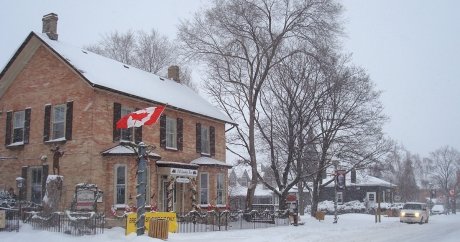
[148,218,168,240]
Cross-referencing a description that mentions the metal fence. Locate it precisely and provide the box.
[26,211,105,236]
[0,207,20,232]
[176,210,290,233]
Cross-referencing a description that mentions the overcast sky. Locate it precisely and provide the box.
[1,0,459,157]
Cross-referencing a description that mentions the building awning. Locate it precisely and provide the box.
[101,144,161,159]
[156,161,199,170]
[191,157,233,168]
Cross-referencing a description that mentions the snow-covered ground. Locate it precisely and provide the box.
[1,213,459,242]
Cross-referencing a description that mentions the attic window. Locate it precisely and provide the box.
[123,65,129,69]
[81,50,88,54]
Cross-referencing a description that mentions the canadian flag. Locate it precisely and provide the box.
[116,105,165,129]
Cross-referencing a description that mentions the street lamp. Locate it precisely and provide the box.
[16,177,25,216]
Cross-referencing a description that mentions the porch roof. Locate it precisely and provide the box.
[101,144,161,159]
[190,157,232,168]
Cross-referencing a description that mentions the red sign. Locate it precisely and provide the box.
[287,194,297,202]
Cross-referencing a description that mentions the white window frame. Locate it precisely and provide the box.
[51,104,66,140]
[201,126,210,155]
[200,173,209,205]
[114,164,127,205]
[12,110,25,143]
[120,107,134,141]
[166,117,177,149]
[216,173,226,205]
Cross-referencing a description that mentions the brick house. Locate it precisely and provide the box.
[0,13,234,217]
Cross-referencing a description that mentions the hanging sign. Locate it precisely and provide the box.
[170,168,197,177]
[176,177,190,183]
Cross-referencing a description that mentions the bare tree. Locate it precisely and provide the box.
[87,30,137,65]
[256,51,323,210]
[428,146,460,205]
[86,29,197,91]
[178,0,342,210]
[308,53,389,216]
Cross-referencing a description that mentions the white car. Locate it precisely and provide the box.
[431,204,446,215]
[400,202,429,224]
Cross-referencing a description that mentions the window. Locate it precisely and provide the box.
[200,173,209,205]
[201,126,210,155]
[12,111,25,143]
[30,167,43,204]
[51,104,66,140]
[337,192,343,204]
[120,107,134,141]
[44,102,72,142]
[166,117,177,149]
[115,165,127,205]
[216,173,226,205]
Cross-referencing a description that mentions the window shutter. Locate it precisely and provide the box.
[160,115,166,148]
[113,103,121,142]
[177,118,183,151]
[65,101,73,140]
[134,108,142,144]
[196,123,201,153]
[5,111,12,145]
[42,165,49,199]
[21,166,28,200]
[43,105,51,142]
[24,108,31,144]
[210,126,215,156]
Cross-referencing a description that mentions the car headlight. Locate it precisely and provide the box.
[401,212,405,216]
[415,212,420,217]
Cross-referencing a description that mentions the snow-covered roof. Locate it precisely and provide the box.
[191,157,232,168]
[229,182,273,197]
[101,144,161,159]
[323,170,396,188]
[31,32,234,124]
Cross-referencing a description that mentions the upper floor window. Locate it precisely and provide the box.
[160,115,183,150]
[201,126,210,155]
[12,111,25,143]
[120,107,134,141]
[44,102,73,142]
[195,123,215,156]
[166,117,177,149]
[52,104,66,140]
[5,109,31,146]
[113,103,142,143]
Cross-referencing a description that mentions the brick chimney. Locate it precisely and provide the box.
[42,13,58,40]
[167,65,180,83]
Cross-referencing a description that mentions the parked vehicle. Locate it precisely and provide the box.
[400,202,429,224]
[431,204,446,215]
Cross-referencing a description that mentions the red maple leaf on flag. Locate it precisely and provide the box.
[116,105,165,129]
